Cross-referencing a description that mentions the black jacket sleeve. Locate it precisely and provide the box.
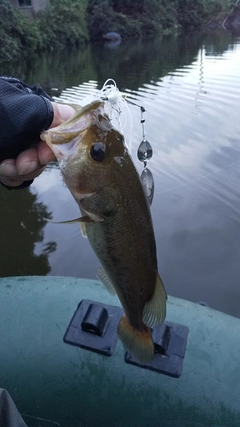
[0,77,54,163]
[0,77,54,190]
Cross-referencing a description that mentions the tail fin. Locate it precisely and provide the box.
[118,315,154,362]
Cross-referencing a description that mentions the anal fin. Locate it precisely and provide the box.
[142,274,167,328]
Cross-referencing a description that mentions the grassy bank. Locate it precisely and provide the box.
[0,0,235,63]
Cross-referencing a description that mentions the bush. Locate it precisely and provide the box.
[0,0,236,63]
[87,0,236,39]
[37,0,89,51]
[0,0,40,62]
[87,0,167,39]
[0,0,89,63]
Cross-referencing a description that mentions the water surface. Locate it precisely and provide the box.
[1,31,240,318]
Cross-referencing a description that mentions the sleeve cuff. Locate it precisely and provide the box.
[40,96,54,130]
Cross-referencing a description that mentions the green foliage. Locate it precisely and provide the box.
[111,0,145,15]
[0,0,236,62]
[37,0,89,51]
[174,0,235,30]
[87,0,166,39]
[87,2,128,39]
[87,0,235,39]
[0,0,39,62]
[0,0,89,63]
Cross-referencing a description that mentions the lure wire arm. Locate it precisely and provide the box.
[99,79,154,205]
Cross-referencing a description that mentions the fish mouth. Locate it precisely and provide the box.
[41,131,80,161]
[40,131,60,157]
[40,100,111,161]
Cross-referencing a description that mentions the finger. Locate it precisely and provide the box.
[37,140,56,165]
[16,164,46,181]
[0,159,18,177]
[0,176,24,187]
[16,147,39,175]
[50,102,76,128]
[0,163,46,182]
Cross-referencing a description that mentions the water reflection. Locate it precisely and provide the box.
[0,185,55,277]
[0,45,97,96]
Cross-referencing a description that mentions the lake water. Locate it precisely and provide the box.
[1,30,240,318]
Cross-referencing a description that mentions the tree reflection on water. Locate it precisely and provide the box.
[0,185,56,277]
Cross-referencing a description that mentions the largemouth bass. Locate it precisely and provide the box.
[41,100,167,362]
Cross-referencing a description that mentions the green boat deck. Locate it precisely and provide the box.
[0,276,239,427]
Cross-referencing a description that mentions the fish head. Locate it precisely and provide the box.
[41,100,127,203]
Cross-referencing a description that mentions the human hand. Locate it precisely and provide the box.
[0,142,54,187]
[0,102,76,188]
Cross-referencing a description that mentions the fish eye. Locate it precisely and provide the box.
[90,142,106,162]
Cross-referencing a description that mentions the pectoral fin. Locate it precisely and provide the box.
[44,215,92,225]
[142,274,167,328]
[80,222,88,238]
[80,188,119,219]
[97,267,116,295]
